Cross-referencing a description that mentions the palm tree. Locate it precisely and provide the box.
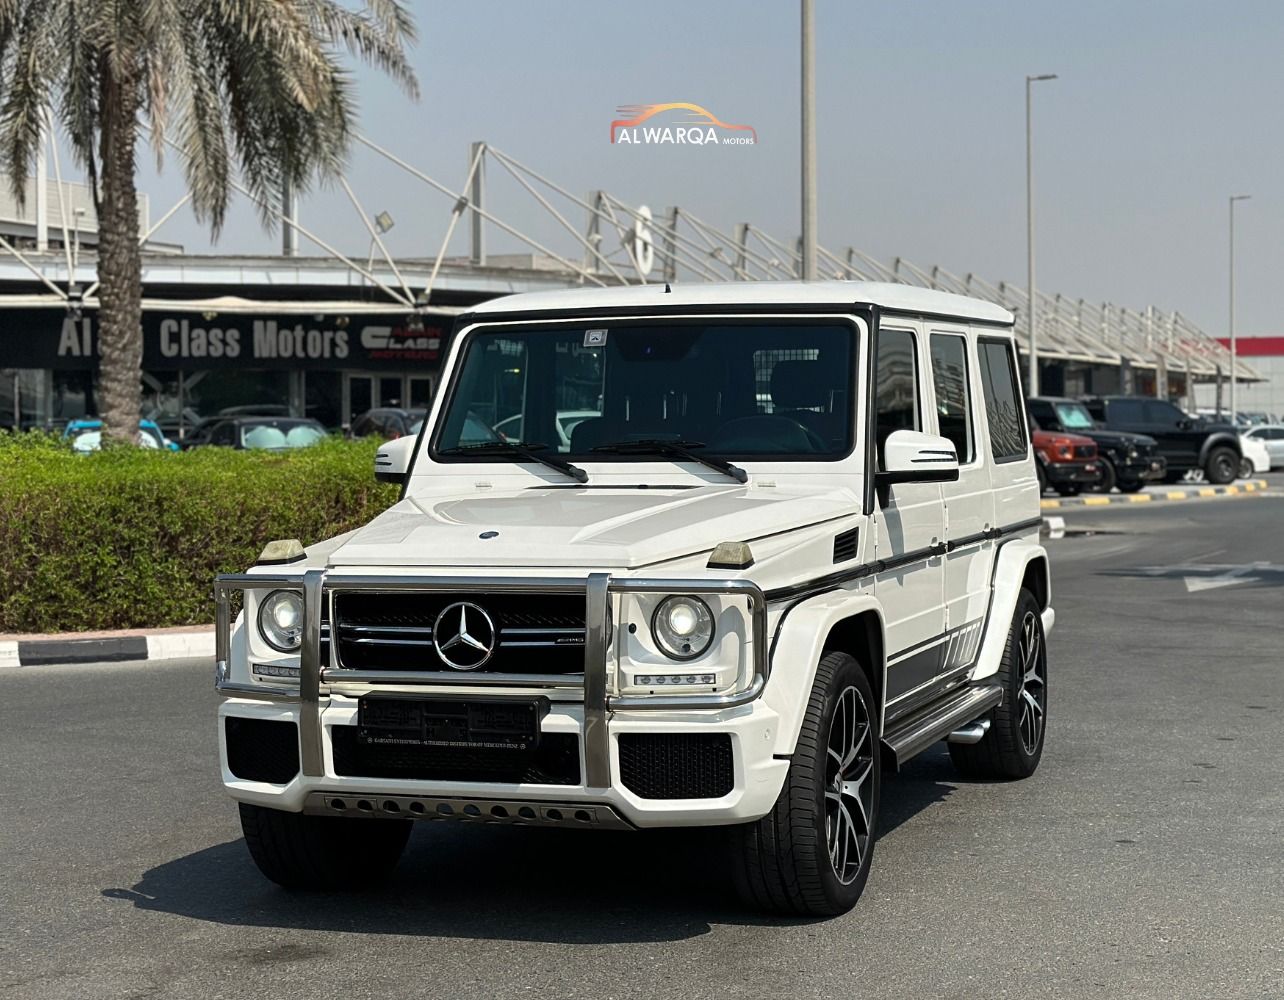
[0,1,418,441]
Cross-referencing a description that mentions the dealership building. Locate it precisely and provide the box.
[0,145,1260,435]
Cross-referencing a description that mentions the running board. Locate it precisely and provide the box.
[881,682,1004,770]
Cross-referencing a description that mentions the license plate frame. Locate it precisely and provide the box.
[357,696,548,753]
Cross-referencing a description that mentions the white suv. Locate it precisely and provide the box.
[216,281,1052,916]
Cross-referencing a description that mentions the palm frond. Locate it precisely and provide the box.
[0,0,59,204]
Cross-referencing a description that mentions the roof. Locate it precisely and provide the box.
[468,280,1015,325]
[1214,336,1284,357]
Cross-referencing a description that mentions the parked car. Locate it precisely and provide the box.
[1239,433,1270,477]
[1082,396,1242,484]
[350,407,426,440]
[1244,425,1284,469]
[215,280,1054,918]
[62,418,178,452]
[201,417,326,450]
[1030,427,1100,496]
[181,405,296,450]
[1026,396,1164,493]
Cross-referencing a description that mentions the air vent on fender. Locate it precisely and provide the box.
[833,528,859,564]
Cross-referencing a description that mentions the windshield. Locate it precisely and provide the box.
[1054,402,1096,430]
[239,421,325,450]
[434,321,857,461]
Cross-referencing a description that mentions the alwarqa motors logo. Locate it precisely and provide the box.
[610,103,758,146]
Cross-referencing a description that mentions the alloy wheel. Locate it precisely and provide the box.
[1017,611,1046,755]
[824,686,875,885]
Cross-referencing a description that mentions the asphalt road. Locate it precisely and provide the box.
[3,489,1283,999]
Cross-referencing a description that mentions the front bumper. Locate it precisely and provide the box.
[1043,459,1102,486]
[1116,454,1167,483]
[215,570,787,828]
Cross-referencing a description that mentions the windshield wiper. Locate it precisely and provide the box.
[439,441,588,483]
[591,438,748,483]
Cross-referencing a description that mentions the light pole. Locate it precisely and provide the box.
[800,0,817,280]
[1228,194,1250,420]
[1025,73,1057,396]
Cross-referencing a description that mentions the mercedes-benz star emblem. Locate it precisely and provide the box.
[432,601,497,670]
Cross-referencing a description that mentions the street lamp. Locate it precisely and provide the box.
[1228,194,1251,421]
[1025,73,1057,396]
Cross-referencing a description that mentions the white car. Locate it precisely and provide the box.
[1244,425,1284,469]
[493,409,600,452]
[1239,433,1270,476]
[215,281,1053,917]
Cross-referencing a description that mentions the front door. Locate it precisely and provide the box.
[871,324,947,708]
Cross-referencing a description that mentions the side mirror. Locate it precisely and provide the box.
[1177,418,1193,430]
[876,429,960,486]
[374,435,417,487]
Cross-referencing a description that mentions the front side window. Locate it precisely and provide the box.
[978,339,1027,461]
[435,321,857,460]
[874,328,920,459]
[929,333,974,462]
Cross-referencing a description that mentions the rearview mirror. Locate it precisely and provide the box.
[374,435,417,487]
[876,429,960,486]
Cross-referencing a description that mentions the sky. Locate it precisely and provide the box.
[128,0,1284,336]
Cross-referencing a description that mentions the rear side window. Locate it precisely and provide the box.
[929,334,974,463]
[978,339,1027,462]
[874,329,920,457]
[1106,399,1145,423]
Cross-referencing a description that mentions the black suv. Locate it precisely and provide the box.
[1026,397,1166,493]
[1081,396,1241,484]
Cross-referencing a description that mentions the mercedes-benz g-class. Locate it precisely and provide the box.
[216,282,1053,916]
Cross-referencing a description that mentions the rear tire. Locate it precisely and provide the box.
[1204,446,1238,485]
[1238,456,1253,479]
[239,802,412,889]
[949,589,1047,781]
[730,651,880,916]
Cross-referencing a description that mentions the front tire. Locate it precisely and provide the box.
[1090,457,1117,493]
[730,651,880,916]
[1118,480,1146,494]
[949,589,1047,780]
[1238,456,1253,479]
[239,802,412,889]
[1204,446,1238,485]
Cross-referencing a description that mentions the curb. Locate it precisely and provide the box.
[0,629,214,669]
[1040,479,1269,510]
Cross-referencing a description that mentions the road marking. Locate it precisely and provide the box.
[1167,491,1188,500]
[1226,486,1240,495]
[1184,564,1263,592]
[1199,488,1217,497]
[1127,494,1152,502]
[1082,496,1111,506]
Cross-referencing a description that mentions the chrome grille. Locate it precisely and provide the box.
[332,591,586,673]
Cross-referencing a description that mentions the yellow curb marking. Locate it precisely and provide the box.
[1166,491,1188,500]
[1225,486,1239,495]
[1199,488,1217,497]
[1128,494,1152,502]
[1040,500,1061,509]
[1243,483,1258,492]
[1082,496,1111,506]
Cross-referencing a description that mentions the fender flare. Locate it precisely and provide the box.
[970,540,1051,682]
[1197,432,1242,466]
[763,591,886,757]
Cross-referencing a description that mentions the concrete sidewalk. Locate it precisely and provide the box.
[1040,478,1268,510]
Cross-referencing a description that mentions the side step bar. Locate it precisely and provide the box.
[881,682,1004,770]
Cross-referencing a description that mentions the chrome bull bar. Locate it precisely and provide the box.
[214,571,769,790]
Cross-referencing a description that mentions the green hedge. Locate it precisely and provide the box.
[0,432,398,633]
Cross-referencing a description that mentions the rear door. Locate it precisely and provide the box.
[929,328,992,676]
[976,336,1038,530]
[871,322,947,709]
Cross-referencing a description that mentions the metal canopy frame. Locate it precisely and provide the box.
[1,131,1257,386]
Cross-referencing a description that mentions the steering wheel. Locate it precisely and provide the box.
[710,415,828,454]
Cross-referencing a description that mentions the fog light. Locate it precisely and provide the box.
[635,673,717,686]
[252,662,301,679]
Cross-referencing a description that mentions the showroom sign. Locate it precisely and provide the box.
[0,309,445,370]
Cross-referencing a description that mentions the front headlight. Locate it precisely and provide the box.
[1127,446,1139,459]
[650,595,715,660]
[257,589,305,652]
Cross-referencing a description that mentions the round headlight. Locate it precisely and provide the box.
[651,595,715,660]
[257,590,305,652]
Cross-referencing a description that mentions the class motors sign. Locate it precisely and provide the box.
[0,309,445,371]
[610,103,758,146]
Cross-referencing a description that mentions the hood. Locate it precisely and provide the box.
[327,482,861,569]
